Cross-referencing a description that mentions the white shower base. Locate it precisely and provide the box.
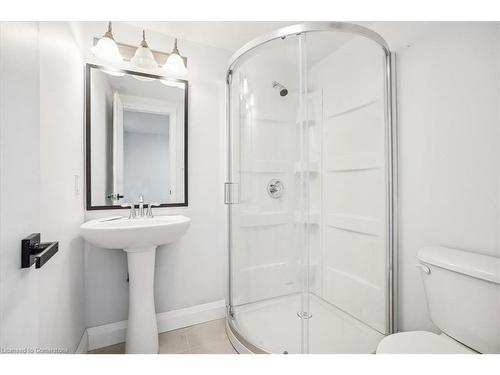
[231,293,384,354]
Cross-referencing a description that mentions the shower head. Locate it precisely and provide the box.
[272,81,288,97]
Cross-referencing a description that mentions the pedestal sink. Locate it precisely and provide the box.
[80,215,190,354]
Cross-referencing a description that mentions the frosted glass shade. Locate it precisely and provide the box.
[163,53,187,75]
[131,46,158,70]
[92,36,123,63]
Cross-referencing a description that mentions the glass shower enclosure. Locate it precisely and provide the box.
[225,23,396,354]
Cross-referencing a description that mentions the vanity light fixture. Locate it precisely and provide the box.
[163,38,188,75]
[92,22,123,63]
[131,30,158,70]
[92,25,188,77]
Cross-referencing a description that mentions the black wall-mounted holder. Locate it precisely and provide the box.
[21,233,58,269]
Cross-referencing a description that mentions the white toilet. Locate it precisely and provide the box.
[377,246,500,354]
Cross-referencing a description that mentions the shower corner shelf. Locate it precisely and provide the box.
[295,119,317,127]
[294,211,320,225]
[293,161,319,174]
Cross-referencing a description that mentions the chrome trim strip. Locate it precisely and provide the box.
[390,52,399,333]
[384,51,394,334]
[225,69,233,313]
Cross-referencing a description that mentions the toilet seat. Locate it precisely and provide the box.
[376,331,474,354]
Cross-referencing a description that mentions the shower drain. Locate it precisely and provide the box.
[297,311,312,319]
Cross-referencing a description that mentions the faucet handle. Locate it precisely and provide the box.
[147,202,160,218]
[121,202,136,219]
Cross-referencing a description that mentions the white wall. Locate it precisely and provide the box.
[372,22,500,332]
[0,22,85,352]
[78,22,231,328]
[38,22,86,351]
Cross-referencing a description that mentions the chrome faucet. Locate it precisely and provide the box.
[138,194,145,217]
[121,202,136,219]
[122,195,152,219]
[147,202,160,218]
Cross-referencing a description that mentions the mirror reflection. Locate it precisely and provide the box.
[86,65,187,209]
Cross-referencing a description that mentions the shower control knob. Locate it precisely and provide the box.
[267,179,285,199]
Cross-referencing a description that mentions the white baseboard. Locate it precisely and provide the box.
[75,330,88,354]
[86,299,226,351]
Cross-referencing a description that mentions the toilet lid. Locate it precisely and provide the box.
[376,331,474,354]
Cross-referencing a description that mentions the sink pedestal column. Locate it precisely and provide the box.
[125,246,159,354]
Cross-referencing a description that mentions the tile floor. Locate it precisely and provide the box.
[88,319,238,354]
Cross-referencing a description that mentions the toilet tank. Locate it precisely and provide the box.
[417,246,500,354]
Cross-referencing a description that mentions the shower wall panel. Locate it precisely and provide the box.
[308,35,388,333]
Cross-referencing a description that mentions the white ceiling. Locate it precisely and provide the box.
[124,21,299,52]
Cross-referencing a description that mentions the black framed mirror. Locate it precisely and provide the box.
[85,63,188,210]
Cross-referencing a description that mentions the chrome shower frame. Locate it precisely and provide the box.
[224,22,398,354]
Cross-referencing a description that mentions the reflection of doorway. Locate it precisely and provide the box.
[123,110,170,203]
[112,92,178,203]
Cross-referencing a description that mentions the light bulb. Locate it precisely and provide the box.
[131,30,158,70]
[163,38,187,76]
[92,22,123,63]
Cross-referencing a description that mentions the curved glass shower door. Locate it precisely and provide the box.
[227,34,311,354]
[226,24,394,354]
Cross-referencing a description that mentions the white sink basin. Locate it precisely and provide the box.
[80,215,190,250]
[80,215,190,354]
